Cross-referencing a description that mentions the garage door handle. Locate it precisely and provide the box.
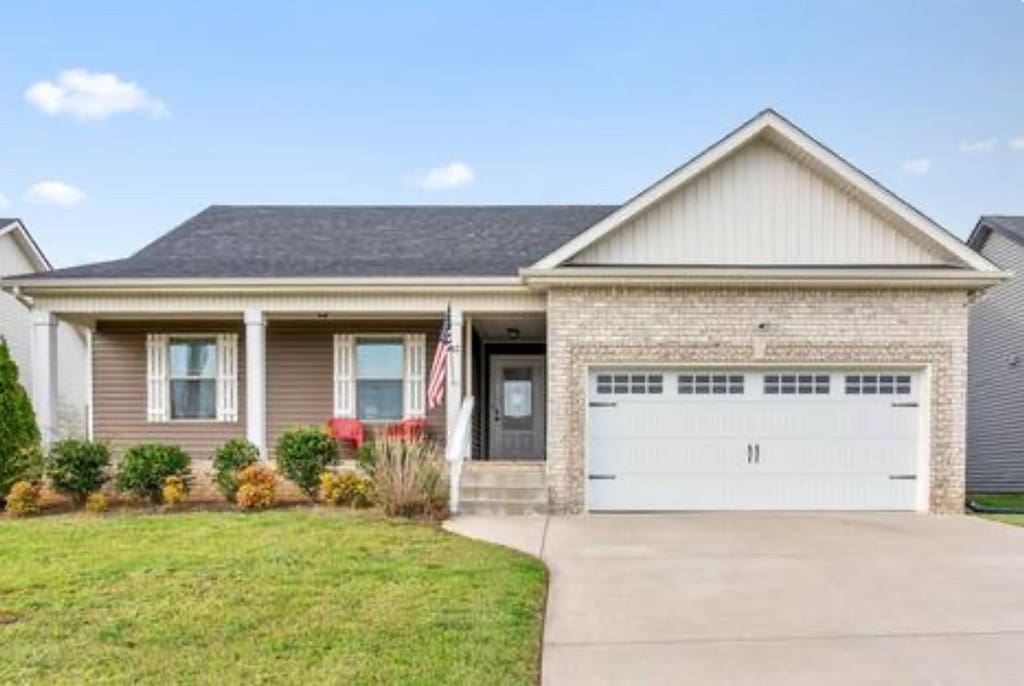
[892,402,918,408]
[755,443,760,464]
[889,474,917,480]
[589,401,617,408]
[747,444,753,464]
[588,474,616,480]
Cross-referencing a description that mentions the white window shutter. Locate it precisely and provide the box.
[334,334,355,418]
[403,333,426,418]
[216,334,239,422]
[146,334,169,422]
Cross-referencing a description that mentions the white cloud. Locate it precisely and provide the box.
[0,193,9,209]
[25,68,168,122]
[958,138,998,153]
[900,158,931,176]
[419,162,475,191]
[24,181,87,207]
[1011,136,1024,151]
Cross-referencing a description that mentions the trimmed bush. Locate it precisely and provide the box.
[5,480,40,518]
[212,438,260,503]
[319,470,373,508]
[275,427,340,498]
[162,476,187,506]
[85,491,109,514]
[0,338,41,504]
[235,464,277,510]
[365,438,447,519]
[46,439,111,505]
[115,443,192,505]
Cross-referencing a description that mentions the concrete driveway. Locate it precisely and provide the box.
[447,513,1024,685]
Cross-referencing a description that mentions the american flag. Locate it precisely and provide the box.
[427,307,452,410]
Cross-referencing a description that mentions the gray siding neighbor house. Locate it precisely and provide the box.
[967,216,1024,492]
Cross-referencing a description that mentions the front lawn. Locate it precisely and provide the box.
[0,510,546,685]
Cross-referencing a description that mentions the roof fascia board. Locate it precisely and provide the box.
[0,220,52,272]
[530,110,997,273]
[2,275,529,295]
[521,266,1010,290]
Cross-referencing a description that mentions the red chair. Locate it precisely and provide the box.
[382,418,427,443]
[326,418,365,448]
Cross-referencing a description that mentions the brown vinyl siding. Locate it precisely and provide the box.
[92,320,246,462]
[266,320,446,454]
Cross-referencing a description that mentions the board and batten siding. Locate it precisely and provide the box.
[92,321,246,462]
[571,139,949,267]
[968,231,1024,492]
[266,320,446,454]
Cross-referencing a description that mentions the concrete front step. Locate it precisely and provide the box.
[458,499,548,516]
[458,461,548,515]
[460,485,548,502]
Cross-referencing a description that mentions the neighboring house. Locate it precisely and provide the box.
[966,216,1024,493]
[0,110,1006,514]
[0,218,88,440]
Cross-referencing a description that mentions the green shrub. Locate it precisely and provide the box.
[5,480,40,517]
[235,464,277,510]
[115,443,192,505]
[319,470,373,508]
[364,438,447,519]
[0,338,41,504]
[275,427,340,498]
[45,439,111,505]
[212,438,260,503]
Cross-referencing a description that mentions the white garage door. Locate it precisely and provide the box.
[587,369,922,511]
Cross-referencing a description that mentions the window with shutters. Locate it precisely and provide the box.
[147,333,237,423]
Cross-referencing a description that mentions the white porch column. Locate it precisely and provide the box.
[30,310,58,446]
[244,309,266,456]
[445,308,464,449]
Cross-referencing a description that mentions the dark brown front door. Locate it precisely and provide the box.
[489,355,545,460]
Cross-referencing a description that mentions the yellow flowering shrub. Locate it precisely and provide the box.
[235,464,277,510]
[4,481,40,518]
[161,476,187,507]
[319,470,372,508]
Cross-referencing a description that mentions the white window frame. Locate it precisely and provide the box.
[332,333,427,422]
[147,333,238,423]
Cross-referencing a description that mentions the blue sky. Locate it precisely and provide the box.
[1,0,1022,268]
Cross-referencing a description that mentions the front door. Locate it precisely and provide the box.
[489,355,545,460]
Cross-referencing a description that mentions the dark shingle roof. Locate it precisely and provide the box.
[30,205,617,279]
[968,216,1024,250]
[0,218,17,227]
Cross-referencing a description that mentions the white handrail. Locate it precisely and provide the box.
[446,395,474,514]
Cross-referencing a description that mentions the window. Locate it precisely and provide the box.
[596,372,663,395]
[356,340,404,420]
[169,338,218,419]
[678,373,744,395]
[764,373,830,395]
[845,374,911,395]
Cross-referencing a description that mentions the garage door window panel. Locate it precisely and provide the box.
[678,373,744,395]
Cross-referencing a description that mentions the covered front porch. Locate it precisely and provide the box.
[31,304,547,470]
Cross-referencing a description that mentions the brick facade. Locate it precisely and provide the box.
[545,287,970,514]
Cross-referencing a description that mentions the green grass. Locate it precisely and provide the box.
[968,493,1024,510]
[0,510,547,685]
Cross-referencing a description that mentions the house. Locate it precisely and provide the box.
[1,110,1006,514]
[0,218,88,440]
[966,216,1024,493]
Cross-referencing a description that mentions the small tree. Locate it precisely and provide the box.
[275,427,340,498]
[0,337,42,504]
